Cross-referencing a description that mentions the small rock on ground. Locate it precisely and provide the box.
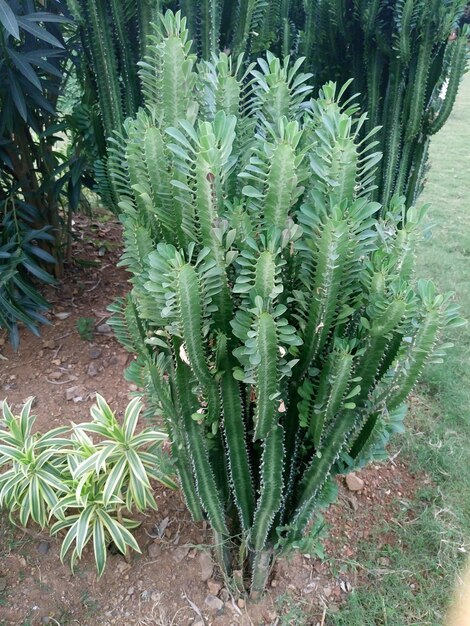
[97,323,112,334]
[37,541,50,555]
[89,346,103,359]
[205,594,224,612]
[148,543,161,558]
[115,558,132,574]
[65,386,80,401]
[199,551,214,582]
[346,473,364,492]
[172,546,190,562]
[87,362,99,377]
[54,312,71,320]
[108,353,128,367]
[207,580,222,596]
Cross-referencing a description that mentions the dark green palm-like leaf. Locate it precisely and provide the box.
[0,0,20,39]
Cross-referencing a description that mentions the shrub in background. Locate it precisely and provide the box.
[107,13,465,595]
[66,1,469,213]
[0,201,56,349]
[0,0,86,347]
[0,396,174,575]
[64,0,169,208]
[302,1,470,208]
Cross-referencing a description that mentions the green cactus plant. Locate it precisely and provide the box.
[106,12,465,596]
[300,0,470,208]
[66,0,169,207]
[68,1,468,213]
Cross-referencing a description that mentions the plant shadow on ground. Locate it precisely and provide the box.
[329,75,470,626]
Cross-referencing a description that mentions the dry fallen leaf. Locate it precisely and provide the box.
[54,312,71,320]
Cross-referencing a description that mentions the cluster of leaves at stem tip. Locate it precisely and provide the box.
[0,396,175,575]
[106,10,466,595]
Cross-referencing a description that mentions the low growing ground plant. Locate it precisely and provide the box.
[0,395,174,575]
[76,316,95,341]
[106,11,465,597]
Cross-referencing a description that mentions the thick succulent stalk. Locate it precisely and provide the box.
[250,548,274,599]
[294,218,349,380]
[108,0,139,116]
[218,335,255,531]
[147,361,203,521]
[175,351,228,536]
[429,30,469,135]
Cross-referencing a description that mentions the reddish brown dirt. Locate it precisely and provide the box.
[0,217,421,626]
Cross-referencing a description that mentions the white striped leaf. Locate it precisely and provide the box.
[94,444,116,473]
[131,430,167,446]
[39,480,60,514]
[126,448,151,487]
[74,422,110,438]
[60,519,80,561]
[29,475,44,526]
[19,398,34,438]
[95,509,126,553]
[103,456,127,504]
[51,494,78,517]
[123,397,142,441]
[95,395,116,424]
[50,514,79,535]
[72,450,106,479]
[93,517,107,576]
[76,505,95,557]
[36,468,69,493]
[128,472,152,511]
[0,445,24,463]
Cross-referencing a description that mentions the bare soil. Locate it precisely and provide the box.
[0,217,423,626]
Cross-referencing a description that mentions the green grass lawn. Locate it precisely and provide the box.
[330,76,470,626]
